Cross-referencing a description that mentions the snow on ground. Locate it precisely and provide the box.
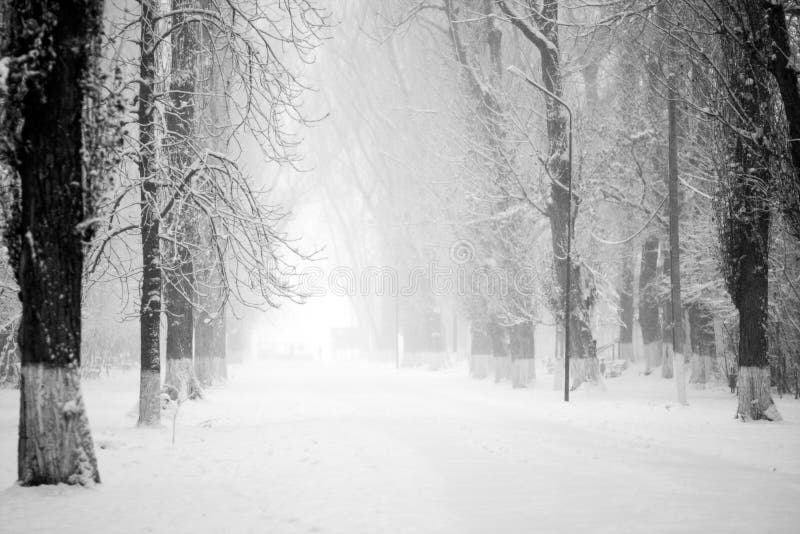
[1,359,799,534]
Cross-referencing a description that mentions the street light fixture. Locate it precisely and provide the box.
[507,65,574,403]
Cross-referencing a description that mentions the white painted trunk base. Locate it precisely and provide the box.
[632,321,644,362]
[494,356,511,383]
[195,356,214,387]
[18,364,100,485]
[661,343,674,379]
[511,359,535,388]
[689,354,716,388]
[469,353,492,379]
[165,359,203,401]
[737,366,781,421]
[673,352,687,405]
[196,356,227,387]
[137,370,161,427]
[643,342,662,374]
[570,357,605,390]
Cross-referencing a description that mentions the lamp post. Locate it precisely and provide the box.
[507,65,574,402]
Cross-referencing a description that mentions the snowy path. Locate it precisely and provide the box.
[1,360,799,533]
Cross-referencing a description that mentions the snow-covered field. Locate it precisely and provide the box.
[1,359,799,533]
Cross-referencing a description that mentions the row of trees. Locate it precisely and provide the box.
[0,0,326,484]
[1,0,798,487]
[311,0,800,420]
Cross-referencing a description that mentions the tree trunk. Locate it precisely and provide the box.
[733,230,778,419]
[765,4,800,242]
[164,237,201,400]
[639,236,661,374]
[211,313,227,381]
[469,324,492,379]
[618,252,635,361]
[489,320,510,383]
[163,0,202,400]
[193,5,228,387]
[510,321,535,388]
[193,215,225,387]
[3,0,103,485]
[541,47,599,387]
[493,0,601,389]
[137,0,161,427]
[688,304,716,387]
[713,316,730,386]
[719,4,781,421]
[546,5,600,388]
[195,306,226,386]
[661,239,674,379]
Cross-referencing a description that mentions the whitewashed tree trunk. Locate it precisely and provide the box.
[661,342,674,378]
[165,358,202,402]
[643,341,661,374]
[4,0,104,485]
[673,351,686,405]
[19,365,100,485]
[737,367,781,421]
[137,0,162,427]
[511,359,536,388]
[138,370,161,426]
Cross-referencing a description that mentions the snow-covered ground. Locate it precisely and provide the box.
[1,359,799,533]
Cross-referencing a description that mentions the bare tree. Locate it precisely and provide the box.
[494,0,602,386]
[90,0,328,411]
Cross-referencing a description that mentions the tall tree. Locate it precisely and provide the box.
[194,3,229,386]
[137,0,162,425]
[640,236,662,373]
[617,251,635,361]
[95,0,327,411]
[718,0,781,421]
[163,0,203,401]
[1,0,104,484]
[497,0,601,386]
[439,0,543,387]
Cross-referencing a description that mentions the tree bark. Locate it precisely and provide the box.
[765,4,800,241]
[163,0,203,401]
[509,321,535,388]
[660,245,673,380]
[618,252,635,361]
[719,2,781,421]
[195,305,226,386]
[137,0,162,427]
[469,324,492,379]
[639,236,661,373]
[194,4,228,387]
[489,319,510,383]
[164,232,201,400]
[3,0,103,485]
[688,303,716,387]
